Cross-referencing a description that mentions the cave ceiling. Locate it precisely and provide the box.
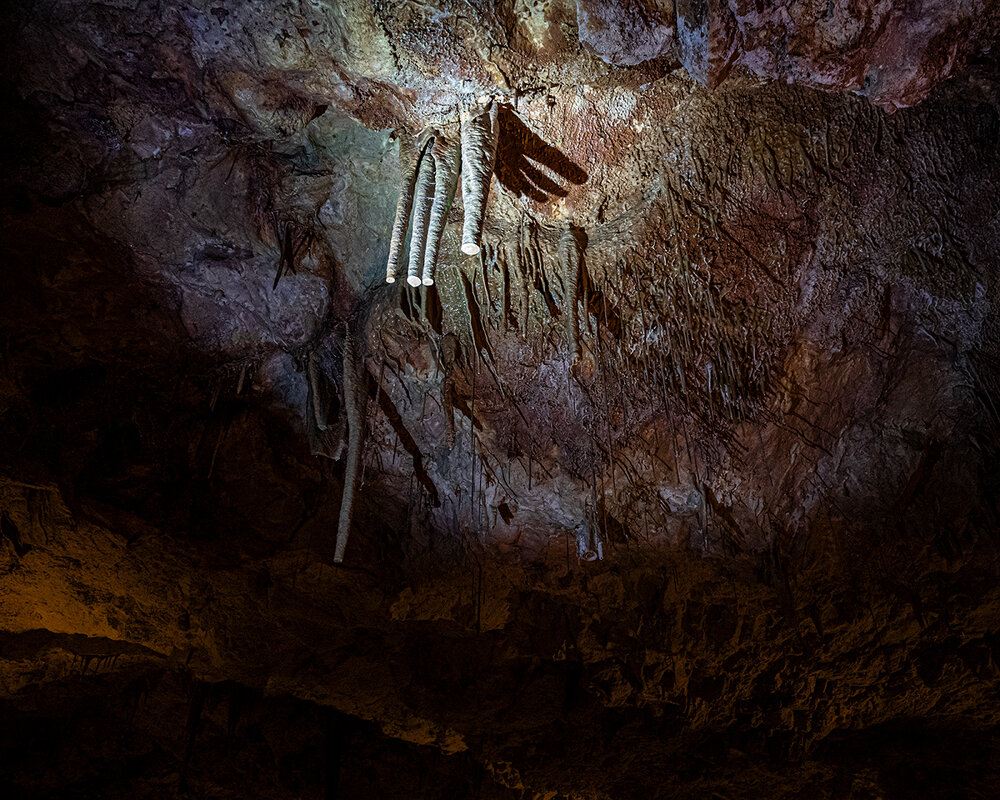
[2,1,1000,798]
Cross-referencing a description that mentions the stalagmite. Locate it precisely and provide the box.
[407,138,437,287]
[559,224,582,361]
[460,102,499,256]
[334,321,366,563]
[422,134,462,286]
[385,131,421,283]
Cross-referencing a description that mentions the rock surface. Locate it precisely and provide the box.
[1,1,1000,798]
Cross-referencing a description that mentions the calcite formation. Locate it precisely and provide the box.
[460,102,501,256]
[559,222,585,362]
[1,1,1000,798]
[423,133,462,286]
[385,130,422,285]
[407,142,438,288]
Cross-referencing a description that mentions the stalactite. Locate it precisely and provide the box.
[516,230,530,334]
[179,680,206,793]
[407,137,437,287]
[307,350,327,431]
[460,102,499,256]
[559,223,582,362]
[439,333,459,447]
[422,134,461,286]
[385,131,421,283]
[576,520,604,562]
[335,321,366,563]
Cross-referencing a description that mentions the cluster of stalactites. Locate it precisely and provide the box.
[385,102,499,287]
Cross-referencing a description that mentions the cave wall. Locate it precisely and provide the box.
[1,1,1000,798]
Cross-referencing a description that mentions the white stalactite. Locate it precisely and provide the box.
[407,138,437,287]
[460,102,499,256]
[385,131,420,283]
[422,134,461,286]
[576,523,604,561]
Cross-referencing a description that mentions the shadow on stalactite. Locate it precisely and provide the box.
[494,105,589,202]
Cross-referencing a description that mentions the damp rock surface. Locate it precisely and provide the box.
[1,1,1000,798]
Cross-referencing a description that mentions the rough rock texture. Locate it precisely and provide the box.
[2,1,1000,798]
[579,0,1000,108]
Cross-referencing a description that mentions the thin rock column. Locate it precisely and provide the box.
[407,138,437,287]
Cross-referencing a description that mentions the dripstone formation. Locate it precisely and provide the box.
[1,2,1000,798]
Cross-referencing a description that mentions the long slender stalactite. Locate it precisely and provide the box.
[334,321,365,564]
[559,223,582,362]
[422,133,461,286]
[384,130,420,283]
[307,350,327,431]
[407,138,437,287]
[460,103,499,256]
